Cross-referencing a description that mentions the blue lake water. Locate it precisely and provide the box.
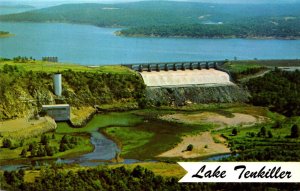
[0,22,300,65]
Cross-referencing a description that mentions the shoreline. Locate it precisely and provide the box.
[116,32,300,40]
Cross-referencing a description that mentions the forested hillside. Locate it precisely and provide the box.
[2,166,299,191]
[1,1,300,38]
[119,18,300,39]
[0,63,145,120]
[246,69,300,116]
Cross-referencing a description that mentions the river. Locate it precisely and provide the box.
[0,22,300,65]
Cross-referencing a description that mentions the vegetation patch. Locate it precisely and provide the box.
[108,162,185,178]
[103,127,154,155]
[0,31,13,38]
[70,106,96,127]
[215,116,300,161]
[0,117,56,140]
[245,69,300,116]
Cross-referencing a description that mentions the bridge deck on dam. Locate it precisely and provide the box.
[140,69,233,87]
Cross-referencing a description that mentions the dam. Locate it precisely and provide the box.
[123,61,248,105]
[140,69,233,87]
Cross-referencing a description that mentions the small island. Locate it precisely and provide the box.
[0,31,13,38]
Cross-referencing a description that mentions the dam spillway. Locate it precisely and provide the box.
[140,69,233,87]
[123,61,249,105]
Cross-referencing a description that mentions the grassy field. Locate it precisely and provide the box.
[57,112,143,134]
[223,59,300,72]
[222,61,264,73]
[0,59,134,74]
[104,127,154,155]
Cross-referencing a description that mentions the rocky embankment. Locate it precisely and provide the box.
[145,84,249,106]
[0,67,144,121]
[69,106,97,127]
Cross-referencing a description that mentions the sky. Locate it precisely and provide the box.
[1,0,300,8]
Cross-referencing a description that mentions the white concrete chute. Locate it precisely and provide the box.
[139,69,233,87]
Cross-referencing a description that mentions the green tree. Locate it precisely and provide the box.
[232,128,238,136]
[2,138,12,148]
[28,143,34,151]
[59,142,68,152]
[40,134,49,145]
[260,127,266,137]
[187,144,194,151]
[268,130,273,138]
[291,124,299,138]
[20,149,27,158]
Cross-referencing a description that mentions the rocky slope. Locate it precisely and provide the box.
[145,84,249,106]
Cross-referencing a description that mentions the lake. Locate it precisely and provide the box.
[0,22,300,65]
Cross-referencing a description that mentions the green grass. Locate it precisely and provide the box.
[104,127,154,155]
[0,60,134,74]
[222,61,263,73]
[56,112,143,134]
[222,60,300,72]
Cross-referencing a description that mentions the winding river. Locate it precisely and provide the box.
[0,112,233,171]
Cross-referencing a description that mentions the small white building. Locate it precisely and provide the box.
[42,104,70,121]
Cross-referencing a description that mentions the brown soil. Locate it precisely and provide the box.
[158,132,230,158]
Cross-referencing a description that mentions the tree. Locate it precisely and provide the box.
[60,135,69,144]
[59,142,68,152]
[291,124,299,138]
[45,145,54,156]
[131,165,144,178]
[28,143,34,151]
[31,148,37,157]
[267,130,273,138]
[41,134,49,145]
[187,144,193,151]
[2,138,12,148]
[232,128,238,136]
[260,127,266,137]
[20,149,27,158]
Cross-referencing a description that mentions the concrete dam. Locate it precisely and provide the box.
[124,61,249,106]
[140,69,233,87]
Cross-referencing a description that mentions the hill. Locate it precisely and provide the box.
[0,1,300,27]
[0,1,300,38]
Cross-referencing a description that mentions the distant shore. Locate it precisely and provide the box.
[116,31,300,40]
